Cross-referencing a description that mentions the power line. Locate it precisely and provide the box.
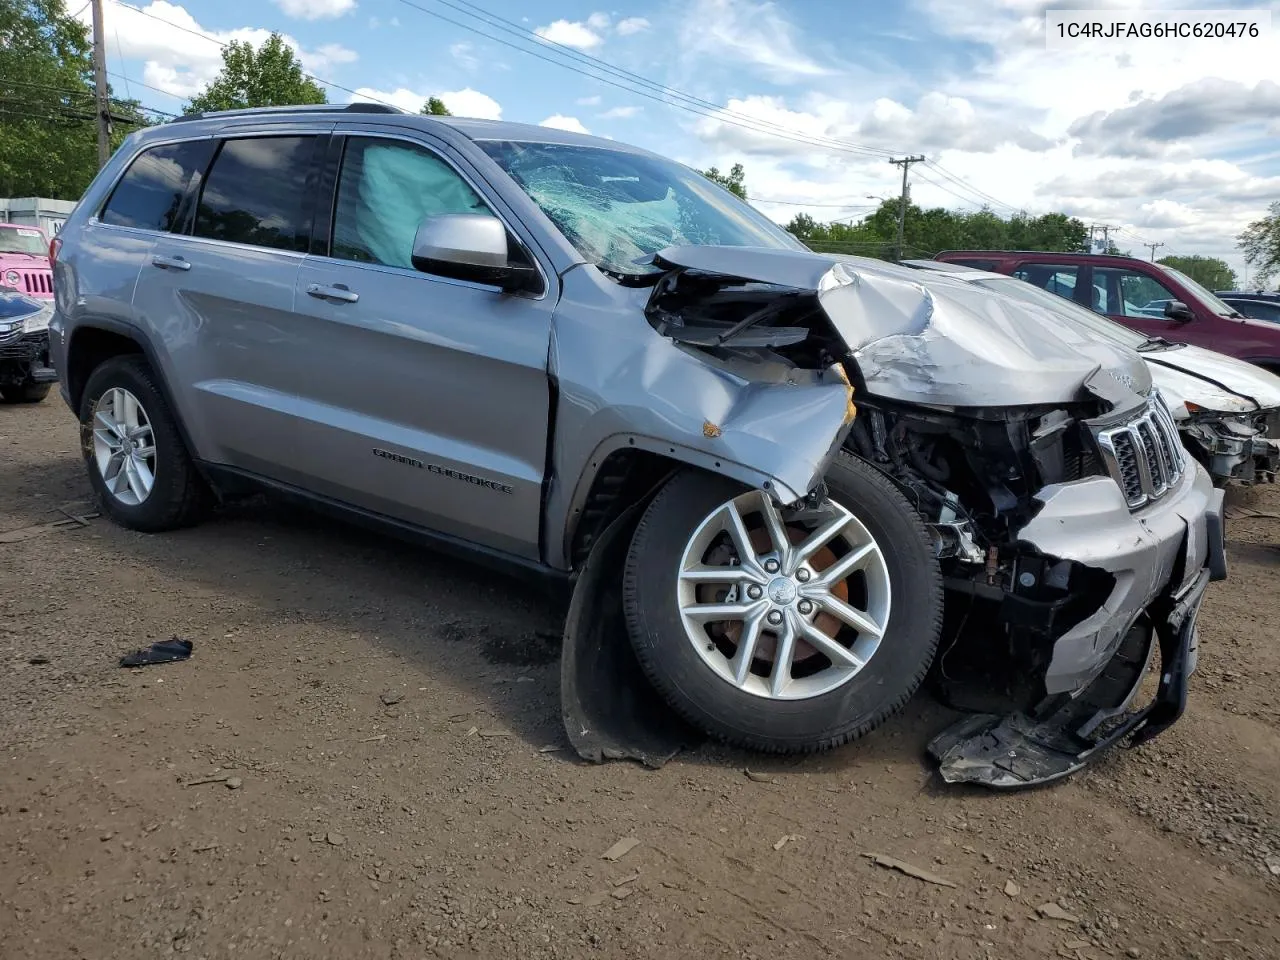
[104,0,402,111]
[0,78,176,118]
[399,0,899,161]
[391,0,909,162]
[746,197,877,209]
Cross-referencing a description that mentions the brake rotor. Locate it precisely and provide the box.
[703,526,851,666]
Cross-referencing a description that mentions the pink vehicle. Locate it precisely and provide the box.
[0,223,54,299]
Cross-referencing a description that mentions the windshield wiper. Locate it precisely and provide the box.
[1136,335,1181,351]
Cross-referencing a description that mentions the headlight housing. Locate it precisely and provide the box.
[3,269,19,287]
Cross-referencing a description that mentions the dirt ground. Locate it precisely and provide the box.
[2,397,1278,960]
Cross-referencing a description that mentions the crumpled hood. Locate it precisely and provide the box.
[1145,344,1280,413]
[653,246,1151,407]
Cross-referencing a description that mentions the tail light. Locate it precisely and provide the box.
[49,236,61,269]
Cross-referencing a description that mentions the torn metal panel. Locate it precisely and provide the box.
[543,265,856,570]
[652,245,1151,408]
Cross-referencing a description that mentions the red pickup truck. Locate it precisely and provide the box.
[933,250,1280,374]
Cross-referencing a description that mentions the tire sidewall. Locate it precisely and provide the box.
[623,455,942,752]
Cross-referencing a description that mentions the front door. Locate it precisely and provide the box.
[285,132,555,560]
[1088,263,1202,346]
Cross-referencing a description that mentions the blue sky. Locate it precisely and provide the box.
[88,0,1280,279]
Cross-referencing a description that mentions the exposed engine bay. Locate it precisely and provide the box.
[560,250,1225,788]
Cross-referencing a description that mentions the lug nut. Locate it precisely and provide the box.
[797,599,814,615]
[796,568,811,582]
[766,610,783,625]
[746,584,763,600]
[763,558,780,573]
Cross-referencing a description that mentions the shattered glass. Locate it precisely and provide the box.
[478,140,803,274]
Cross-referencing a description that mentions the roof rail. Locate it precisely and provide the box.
[172,102,406,124]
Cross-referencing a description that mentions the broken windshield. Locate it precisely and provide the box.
[477,140,804,275]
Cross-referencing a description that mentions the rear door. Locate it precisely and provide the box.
[284,128,555,559]
[130,126,330,465]
[1009,261,1092,310]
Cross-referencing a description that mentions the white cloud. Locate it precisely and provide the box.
[586,12,611,31]
[577,95,602,106]
[535,18,605,50]
[438,88,503,120]
[678,0,834,82]
[600,105,642,120]
[80,2,357,99]
[450,41,480,71]
[540,115,590,134]
[273,0,356,20]
[349,87,502,119]
[616,16,650,36]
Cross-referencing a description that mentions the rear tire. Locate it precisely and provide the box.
[0,381,51,403]
[79,355,210,532]
[622,452,943,754]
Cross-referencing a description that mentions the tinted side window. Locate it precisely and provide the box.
[100,140,216,232]
[1093,267,1178,319]
[330,137,494,269]
[1012,263,1082,303]
[193,136,318,251]
[949,258,999,270]
[1232,301,1280,323]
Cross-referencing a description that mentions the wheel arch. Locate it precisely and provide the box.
[65,319,204,477]
[560,437,814,573]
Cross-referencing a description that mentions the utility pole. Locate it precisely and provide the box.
[1090,223,1115,253]
[889,155,925,261]
[1144,241,1164,262]
[90,0,111,168]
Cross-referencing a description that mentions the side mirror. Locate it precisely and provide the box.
[411,214,540,293]
[1164,300,1194,323]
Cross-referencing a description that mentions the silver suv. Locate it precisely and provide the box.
[50,104,1225,788]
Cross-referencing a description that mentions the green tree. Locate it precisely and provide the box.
[1238,202,1280,286]
[0,0,147,198]
[421,96,452,116]
[1156,255,1236,291]
[186,33,326,114]
[783,199,1092,264]
[701,162,746,199]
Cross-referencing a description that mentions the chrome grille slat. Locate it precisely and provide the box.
[1095,395,1185,510]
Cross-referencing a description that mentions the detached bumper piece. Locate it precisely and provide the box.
[929,566,1210,789]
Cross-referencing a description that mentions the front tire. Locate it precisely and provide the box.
[622,453,943,754]
[0,381,51,403]
[79,355,209,532]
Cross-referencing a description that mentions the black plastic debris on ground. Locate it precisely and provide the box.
[120,637,193,668]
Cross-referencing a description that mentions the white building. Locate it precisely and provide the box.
[0,197,79,237]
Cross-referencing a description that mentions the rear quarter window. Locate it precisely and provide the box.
[100,139,217,232]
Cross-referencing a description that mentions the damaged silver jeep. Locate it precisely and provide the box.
[51,108,1226,789]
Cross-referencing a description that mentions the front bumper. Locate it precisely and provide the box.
[1021,461,1218,696]
[0,330,56,384]
[1181,411,1279,483]
[929,461,1223,788]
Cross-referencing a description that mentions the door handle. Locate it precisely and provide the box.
[151,255,191,271]
[306,283,359,304]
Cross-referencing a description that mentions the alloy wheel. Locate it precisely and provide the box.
[676,489,892,700]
